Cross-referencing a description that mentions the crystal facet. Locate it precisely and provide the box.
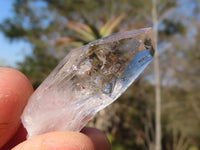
[21,28,155,139]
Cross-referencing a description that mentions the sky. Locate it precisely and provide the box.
[0,0,32,67]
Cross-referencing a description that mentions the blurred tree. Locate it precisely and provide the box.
[0,0,200,149]
[0,0,152,88]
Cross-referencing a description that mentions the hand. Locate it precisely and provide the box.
[0,67,111,150]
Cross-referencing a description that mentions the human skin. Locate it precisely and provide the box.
[0,67,111,150]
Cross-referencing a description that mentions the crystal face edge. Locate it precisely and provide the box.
[21,28,155,139]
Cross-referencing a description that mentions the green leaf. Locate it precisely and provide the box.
[100,13,127,37]
[63,22,95,41]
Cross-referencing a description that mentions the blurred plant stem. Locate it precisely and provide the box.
[152,0,161,150]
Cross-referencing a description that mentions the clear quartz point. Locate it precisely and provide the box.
[21,27,155,139]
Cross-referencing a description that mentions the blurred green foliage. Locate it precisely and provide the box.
[1,0,200,149]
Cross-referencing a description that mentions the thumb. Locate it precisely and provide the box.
[12,131,95,150]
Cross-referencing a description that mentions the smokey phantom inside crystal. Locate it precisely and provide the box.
[21,27,155,139]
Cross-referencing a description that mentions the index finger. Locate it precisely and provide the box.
[0,67,33,148]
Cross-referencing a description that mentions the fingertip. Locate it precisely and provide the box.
[0,67,33,120]
[13,131,95,150]
[0,67,33,102]
[0,67,33,148]
[0,68,33,109]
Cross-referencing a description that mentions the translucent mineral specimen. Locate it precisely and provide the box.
[21,27,155,139]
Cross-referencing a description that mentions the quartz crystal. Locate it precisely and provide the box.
[21,27,155,139]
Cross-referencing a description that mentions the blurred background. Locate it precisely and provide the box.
[0,0,200,150]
